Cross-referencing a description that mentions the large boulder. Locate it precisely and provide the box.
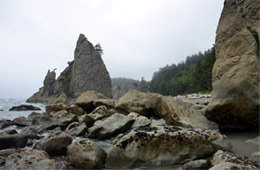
[1,149,56,169]
[205,0,260,129]
[88,113,134,139]
[67,139,107,169]
[32,111,77,131]
[27,34,112,104]
[0,134,29,149]
[36,132,72,154]
[106,126,231,168]
[76,91,115,113]
[116,90,217,130]
[9,105,41,111]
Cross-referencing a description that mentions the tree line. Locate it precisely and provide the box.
[140,46,216,96]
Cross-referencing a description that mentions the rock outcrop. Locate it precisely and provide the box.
[27,34,112,104]
[205,0,260,129]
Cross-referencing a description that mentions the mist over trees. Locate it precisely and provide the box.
[148,46,216,96]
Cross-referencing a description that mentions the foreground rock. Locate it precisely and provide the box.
[205,0,260,129]
[27,33,112,104]
[9,105,41,111]
[1,149,56,169]
[0,133,39,150]
[37,132,72,155]
[106,126,231,168]
[116,90,217,130]
[88,113,134,139]
[210,150,259,170]
[67,139,107,169]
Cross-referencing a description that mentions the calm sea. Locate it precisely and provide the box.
[0,99,45,120]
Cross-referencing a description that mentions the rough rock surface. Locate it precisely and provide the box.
[88,113,134,139]
[1,149,56,169]
[67,139,107,169]
[210,150,259,169]
[106,126,231,168]
[116,90,217,130]
[27,34,112,103]
[205,0,260,129]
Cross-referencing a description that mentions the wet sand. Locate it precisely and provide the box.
[224,131,260,161]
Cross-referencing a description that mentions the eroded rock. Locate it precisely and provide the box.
[106,126,231,168]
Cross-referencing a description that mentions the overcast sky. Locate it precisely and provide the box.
[0,0,224,99]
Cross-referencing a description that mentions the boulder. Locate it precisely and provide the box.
[88,113,134,139]
[37,132,72,154]
[45,103,85,116]
[9,105,41,111]
[205,0,260,129]
[32,111,77,130]
[27,34,112,104]
[88,105,110,121]
[210,150,259,169]
[0,133,39,150]
[0,134,29,149]
[13,116,31,126]
[67,139,107,169]
[106,126,231,168]
[65,122,87,136]
[2,149,56,169]
[116,90,218,130]
[0,120,13,129]
[127,112,151,128]
[76,91,115,113]
[183,159,210,170]
[150,118,166,127]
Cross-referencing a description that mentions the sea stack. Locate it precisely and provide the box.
[205,0,260,129]
[27,34,112,103]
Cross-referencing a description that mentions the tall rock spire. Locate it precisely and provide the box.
[70,34,112,98]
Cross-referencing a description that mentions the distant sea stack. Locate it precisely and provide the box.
[27,34,112,103]
[205,0,260,129]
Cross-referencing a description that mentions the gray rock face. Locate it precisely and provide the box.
[205,0,260,129]
[70,34,112,98]
[27,34,112,103]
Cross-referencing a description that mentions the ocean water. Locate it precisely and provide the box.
[0,99,45,120]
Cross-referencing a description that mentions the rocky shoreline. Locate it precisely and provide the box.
[0,90,259,169]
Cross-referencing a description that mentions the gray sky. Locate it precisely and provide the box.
[0,0,224,99]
